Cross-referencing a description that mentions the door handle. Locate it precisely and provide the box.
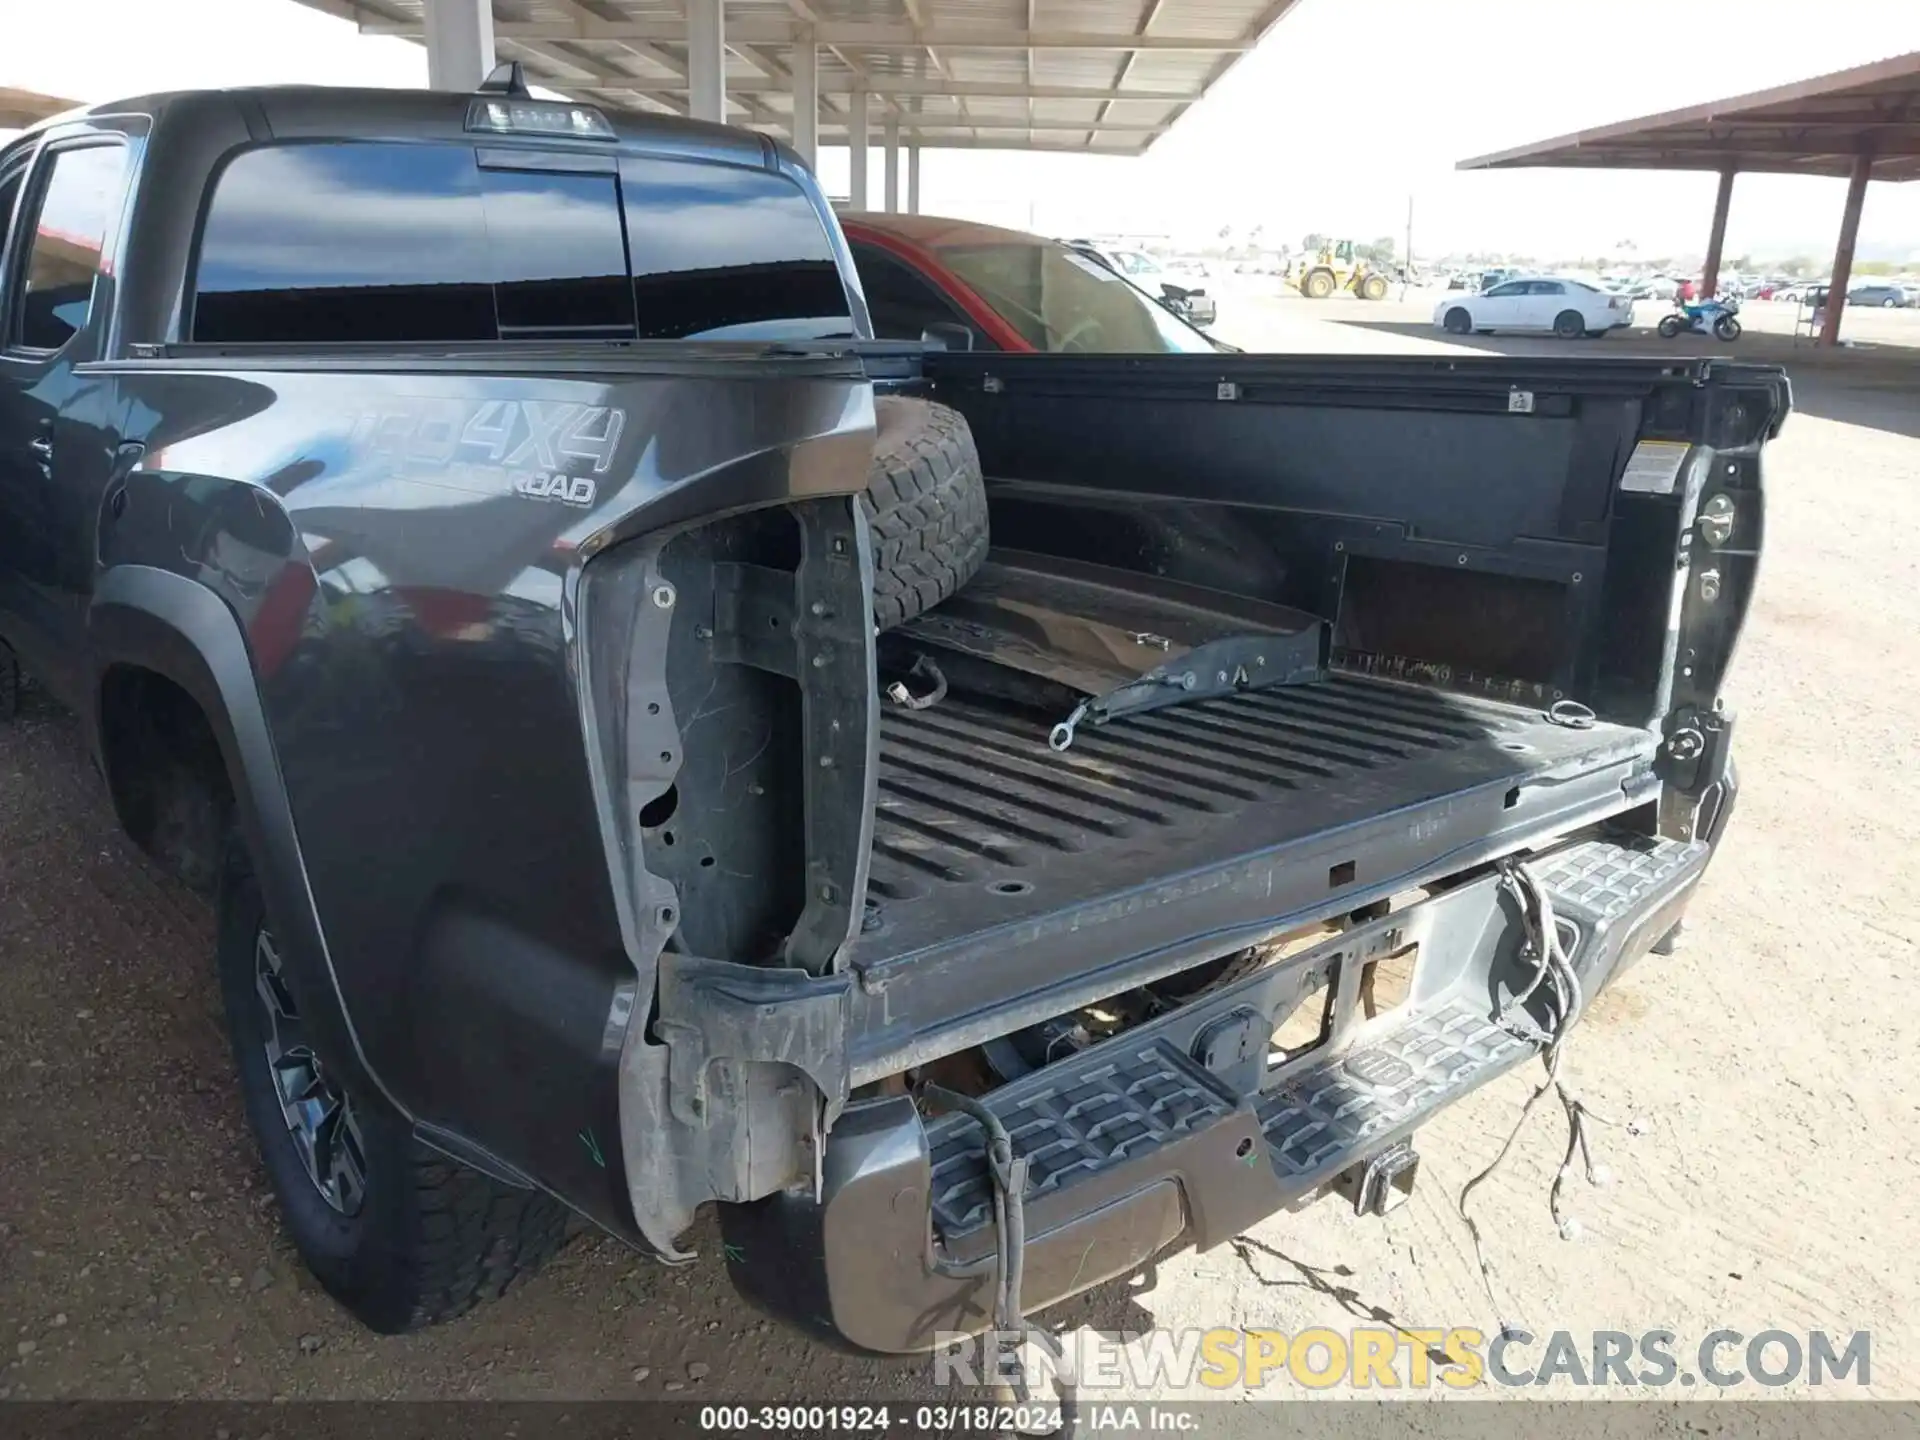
[28,434,53,460]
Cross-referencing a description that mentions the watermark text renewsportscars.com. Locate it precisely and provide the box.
[935,1326,1872,1391]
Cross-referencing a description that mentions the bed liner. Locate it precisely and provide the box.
[843,673,1655,1077]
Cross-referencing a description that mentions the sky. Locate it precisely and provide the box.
[6,0,1920,263]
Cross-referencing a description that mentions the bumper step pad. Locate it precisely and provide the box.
[925,831,1708,1247]
[1527,832,1709,926]
[929,1037,1238,1239]
[1257,998,1533,1187]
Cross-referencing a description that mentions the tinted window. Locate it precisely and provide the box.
[851,243,972,343]
[1530,281,1565,295]
[937,240,1214,354]
[16,144,127,351]
[192,142,852,346]
[1485,281,1528,298]
[478,167,635,339]
[193,142,495,343]
[621,159,851,339]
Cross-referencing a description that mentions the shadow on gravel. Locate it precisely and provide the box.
[1227,1234,1452,1369]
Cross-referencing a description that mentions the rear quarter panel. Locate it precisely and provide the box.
[97,355,871,1238]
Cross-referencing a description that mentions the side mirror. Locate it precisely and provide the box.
[920,321,976,352]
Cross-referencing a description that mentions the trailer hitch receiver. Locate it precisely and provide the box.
[1333,1138,1420,1217]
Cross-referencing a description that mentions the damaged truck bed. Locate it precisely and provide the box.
[854,674,1651,1076]
[624,350,1780,1350]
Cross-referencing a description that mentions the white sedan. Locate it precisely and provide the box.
[1433,276,1633,339]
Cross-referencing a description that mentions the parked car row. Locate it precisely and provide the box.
[1444,267,1517,292]
[1716,277,1914,307]
[1844,281,1916,308]
[1751,280,1916,308]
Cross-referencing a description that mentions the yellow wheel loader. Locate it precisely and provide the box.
[1293,240,1392,300]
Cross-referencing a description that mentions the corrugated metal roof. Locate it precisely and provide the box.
[293,0,1302,153]
[0,86,81,129]
[1459,50,1920,184]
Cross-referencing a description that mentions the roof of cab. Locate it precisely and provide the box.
[28,85,772,170]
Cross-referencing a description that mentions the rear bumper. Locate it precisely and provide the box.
[721,827,1708,1353]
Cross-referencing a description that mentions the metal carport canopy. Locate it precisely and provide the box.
[1,87,82,129]
[1455,51,1920,182]
[294,0,1302,156]
[1454,50,1920,345]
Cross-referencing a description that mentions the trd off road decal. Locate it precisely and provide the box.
[350,398,628,507]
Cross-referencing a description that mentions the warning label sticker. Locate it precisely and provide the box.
[1620,439,1690,495]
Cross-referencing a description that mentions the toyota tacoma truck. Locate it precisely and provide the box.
[0,79,1778,1348]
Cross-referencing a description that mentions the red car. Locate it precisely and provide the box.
[840,212,1220,354]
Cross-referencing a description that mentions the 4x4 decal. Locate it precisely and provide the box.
[351,398,628,507]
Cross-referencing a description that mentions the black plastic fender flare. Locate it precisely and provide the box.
[87,565,397,1118]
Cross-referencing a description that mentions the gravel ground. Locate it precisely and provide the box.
[3,333,1917,1405]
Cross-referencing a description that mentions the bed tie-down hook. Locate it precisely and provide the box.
[1546,698,1596,730]
[1049,670,1199,752]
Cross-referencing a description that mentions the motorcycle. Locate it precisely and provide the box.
[1658,295,1742,341]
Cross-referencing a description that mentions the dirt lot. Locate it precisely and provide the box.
[3,317,1918,1405]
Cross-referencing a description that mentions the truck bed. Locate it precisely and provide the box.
[842,673,1654,1074]
[863,672,1649,951]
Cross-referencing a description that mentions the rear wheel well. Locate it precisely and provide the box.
[98,666,233,893]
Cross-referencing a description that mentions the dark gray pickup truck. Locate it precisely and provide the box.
[0,79,1779,1352]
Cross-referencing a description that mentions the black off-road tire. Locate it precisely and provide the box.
[864,395,990,630]
[217,840,569,1333]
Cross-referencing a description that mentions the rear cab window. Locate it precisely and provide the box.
[188,138,852,345]
[621,158,851,340]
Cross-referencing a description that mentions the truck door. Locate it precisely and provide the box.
[0,128,134,709]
